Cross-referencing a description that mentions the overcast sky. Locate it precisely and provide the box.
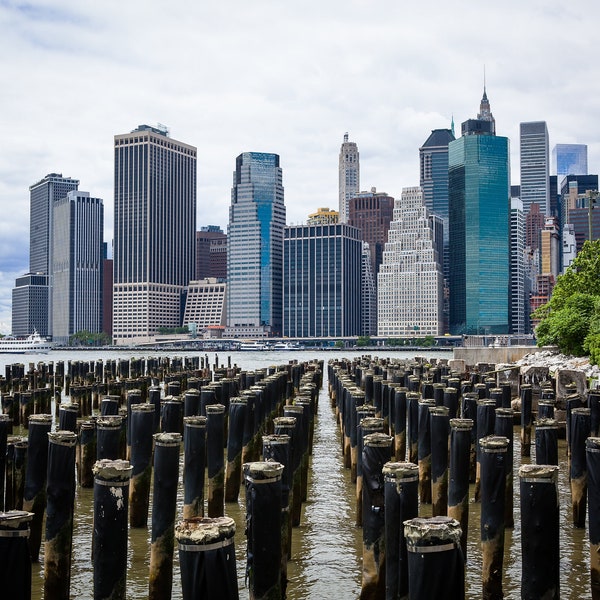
[0,0,598,333]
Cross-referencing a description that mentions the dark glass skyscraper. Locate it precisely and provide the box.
[283,223,362,337]
[227,152,285,337]
[449,90,510,335]
[113,124,197,344]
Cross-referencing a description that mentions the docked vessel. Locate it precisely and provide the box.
[0,330,54,354]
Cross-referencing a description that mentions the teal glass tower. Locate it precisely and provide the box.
[227,152,286,337]
[449,89,510,335]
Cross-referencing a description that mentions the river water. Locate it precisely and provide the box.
[0,348,591,598]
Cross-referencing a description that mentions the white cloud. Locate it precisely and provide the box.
[1,0,599,333]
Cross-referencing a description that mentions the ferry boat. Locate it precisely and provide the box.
[0,330,54,354]
[237,340,269,351]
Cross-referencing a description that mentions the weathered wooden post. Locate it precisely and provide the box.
[430,406,450,517]
[480,435,509,600]
[44,430,78,600]
[383,461,418,600]
[571,407,591,528]
[244,461,284,600]
[149,432,181,600]
[206,404,225,518]
[519,464,560,600]
[535,417,559,466]
[586,436,600,598]
[93,459,132,600]
[129,404,155,528]
[0,510,34,600]
[183,416,207,520]
[176,517,239,600]
[404,516,464,599]
[361,432,393,599]
[448,417,473,559]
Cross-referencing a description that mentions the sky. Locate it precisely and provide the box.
[0,0,598,334]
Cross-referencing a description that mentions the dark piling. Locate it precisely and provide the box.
[571,407,591,528]
[520,384,533,458]
[417,399,435,504]
[0,510,34,600]
[206,404,225,518]
[535,418,559,466]
[430,406,450,517]
[183,416,207,520]
[93,459,133,600]
[149,432,181,600]
[586,437,600,598]
[129,404,155,528]
[494,407,514,528]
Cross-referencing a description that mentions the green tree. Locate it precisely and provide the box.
[69,330,111,347]
[533,239,600,360]
[356,336,371,347]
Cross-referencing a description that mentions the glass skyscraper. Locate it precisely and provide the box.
[449,90,510,335]
[553,143,588,178]
[283,223,362,337]
[227,152,286,337]
[113,124,197,344]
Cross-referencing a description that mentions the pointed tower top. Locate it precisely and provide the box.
[477,76,495,134]
[344,132,349,143]
[451,115,455,137]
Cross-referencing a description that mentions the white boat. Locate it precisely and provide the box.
[272,342,301,350]
[0,330,55,354]
[237,340,269,351]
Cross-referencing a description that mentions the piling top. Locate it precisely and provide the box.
[262,434,291,446]
[28,414,53,425]
[572,407,591,417]
[363,432,393,447]
[518,464,559,483]
[382,461,419,480]
[184,416,207,427]
[429,406,449,417]
[479,435,509,451]
[96,416,123,428]
[450,418,473,430]
[243,461,285,481]
[0,414,10,423]
[131,403,155,413]
[536,417,558,429]
[418,398,435,407]
[360,417,385,431]
[586,437,600,450]
[495,408,514,417]
[206,403,225,415]
[284,405,304,415]
[403,516,462,548]
[230,397,247,406]
[356,404,377,415]
[93,459,133,482]
[0,510,34,529]
[59,402,79,412]
[175,516,236,546]
[48,430,78,446]
[274,416,296,428]
[153,432,182,446]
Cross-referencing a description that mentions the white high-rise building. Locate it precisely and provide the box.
[509,198,528,334]
[361,242,377,336]
[520,121,550,215]
[377,187,443,337]
[338,133,359,223]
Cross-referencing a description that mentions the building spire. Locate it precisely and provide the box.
[451,114,455,137]
[477,70,495,135]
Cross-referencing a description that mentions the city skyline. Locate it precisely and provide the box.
[1,1,600,332]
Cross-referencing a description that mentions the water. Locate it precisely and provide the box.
[0,349,592,598]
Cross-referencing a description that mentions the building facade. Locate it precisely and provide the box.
[283,223,362,338]
[183,278,227,330]
[51,191,104,344]
[378,187,443,338]
[113,124,197,344]
[11,273,49,336]
[510,198,529,334]
[553,143,588,178]
[520,121,550,215]
[347,188,395,280]
[227,152,285,337]
[196,226,227,280]
[449,90,510,335]
[338,133,359,223]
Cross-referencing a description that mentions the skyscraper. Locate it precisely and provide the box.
[553,143,588,178]
[227,152,285,337]
[510,198,528,334]
[377,187,443,337]
[113,124,197,344]
[520,121,550,215]
[347,188,395,280]
[51,191,104,344]
[29,173,80,274]
[338,133,359,223]
[12,173,80,336]
[196,226,227,280]
[449,89,510,335]
[283,222,362,337]
[419,128,455,262]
